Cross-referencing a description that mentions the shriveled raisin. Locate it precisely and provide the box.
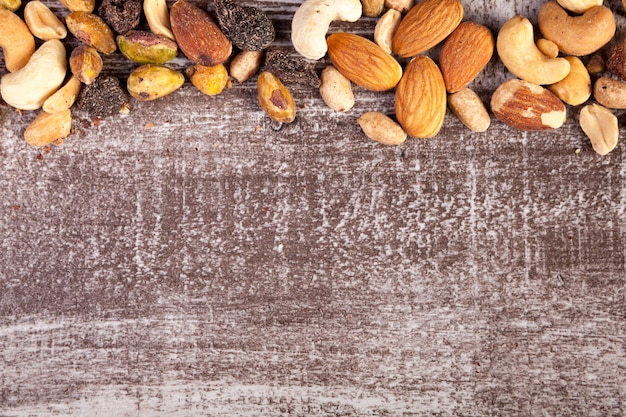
[214,0,274,51]
[77,75,129,117]
[98,0,142,34]
[265,49,321,88]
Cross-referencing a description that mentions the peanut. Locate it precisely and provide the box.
[229,50,263,83]
[24,1,67,41]
[24,109,72,147]
[447,87,491,133]
[579,104,619,156]
[319,66,355,112]
[357,112,407,145]
[42,76,82,114]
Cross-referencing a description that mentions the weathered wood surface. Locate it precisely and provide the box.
[1,0,625,415]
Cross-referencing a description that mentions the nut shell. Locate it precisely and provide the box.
[257,71,296,123]
[395,56,447,138]
[66,12,117,54]
[127,64,184,101]
[327,33,402,91]
[117,30,178,64]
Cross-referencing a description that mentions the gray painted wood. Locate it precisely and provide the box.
[1,0,625,415]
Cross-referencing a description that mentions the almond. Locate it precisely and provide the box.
[326,33,402,91]
[392,0,463,58]
[395,56,447,138]
[491,79,566,131]
[440,21,494,93]
[169,0,232,66]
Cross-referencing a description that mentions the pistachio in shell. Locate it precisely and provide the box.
[127,64,184,101]
[0,0,22,11]
[66,12,117,54]
[117,30,178,64]
[70,45,103,84]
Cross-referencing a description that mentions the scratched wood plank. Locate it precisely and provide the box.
[1,0,626,416]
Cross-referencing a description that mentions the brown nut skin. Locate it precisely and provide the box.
[70,45,103,85]
[257,71,296,124]
[0,8,36,72]
[327,33,402,91]
[593,76,626,109]
[24,109,72,147]
[440,21,494,93]
[395,56,447,138]
[538,2,615,57]
[169,0,232,66]
[607,43,626,81]
[491,79,566,131]
[66,12,117,54]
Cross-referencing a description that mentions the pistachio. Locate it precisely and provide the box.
[127,64,184,101]
[186,64,229,96]
[59,0,95,13]
[66,12,117,54]
[117,30,178,64]
[257,71,296,123]
[70,45,103,85]
[0,0,21,12]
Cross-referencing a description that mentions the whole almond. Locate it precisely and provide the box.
[440,21,494,93]
[491,78,566,130]
[169,0,232,66]
[392,0,463,58]
[327,33,402,91]
[395,56,447,138]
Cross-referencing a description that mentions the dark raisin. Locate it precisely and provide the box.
[214,0,275,51]
[98,0,143,34]
[265,49,321,88]
[77,76,129,118]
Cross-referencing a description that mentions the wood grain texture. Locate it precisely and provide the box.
[1,0,625,416]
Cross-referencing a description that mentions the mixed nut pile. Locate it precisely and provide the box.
[0,0,624,155]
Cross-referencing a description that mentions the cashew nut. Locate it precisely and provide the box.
[384,0,412,13]
[24,1,67,41]
[291,0,362,60]
[0,39,67,110]
[538,2,615,57]
[496,16,570,85]
[0,8,36,73]
[548,56,591,106]
[374,8,401,55]
[43,75,82,114]
[556,0,602,14]
[536,38,559,59]
[144,0,175,41]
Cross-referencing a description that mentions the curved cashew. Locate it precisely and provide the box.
[374,8,401,55]
[538,2,615,56]
[291,0,362,60]
[0,8,36,73]
[0,40,67,110]
[556,0,602,14]
[144,0,175,41]
[496,16,570,85]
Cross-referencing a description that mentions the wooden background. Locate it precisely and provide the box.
[1,0,625,415]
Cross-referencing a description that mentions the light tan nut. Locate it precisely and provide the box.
[593,76,626,109]
[496,16,570,85]
[447,87,491,133]
[395,56,447,138]
[587,52,606,74]
[538,2,615,57]
[374,9,401,55]
[440,21,494,93]
[127,64,184,101]
[491,78,566,131]
[357,112,407,145]
[0,0,21,12]
[24,1,67,41]
[361,0,383,17]
[536,38,559,59]
[393,0,463,58]
[229,50,263,83]
[579,104,619,156]
[1,39,67,110]
[59,0,95,12]
[70,45,102,85]
[327,33,402,91]
[319,66,354,112]
[170,0,232,66]
[0,8,36,72]
[291,0,362,60]
[556,0,602,14]
[24,109,72,147]
[43,75,82,114]
[257,71,296,123]
[144,0,175,41]
[186,64,229,96]
[384,0,412,13]
[66,12,117,54]
[548,56,591,106]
